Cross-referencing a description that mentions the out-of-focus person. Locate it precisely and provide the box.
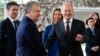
[44,2,87,56]
[16,1,46,56]
[85,18,100,56]
[0,1,20,56]
[42,8,62,56]
[89,12,100,28]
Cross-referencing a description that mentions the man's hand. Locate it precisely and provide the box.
[75,34,83,42]
[45,49,48,53]
[91,46,99,52]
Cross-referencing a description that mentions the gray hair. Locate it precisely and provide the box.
[24,1,40,14]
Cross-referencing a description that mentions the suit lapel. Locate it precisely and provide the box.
[6,18,15,32]
[94,28,98,37]
[70,19,76,35]
[88,28,95,37]
[59,20,66,36]
[59,19,77,37]
[25,16,38,32]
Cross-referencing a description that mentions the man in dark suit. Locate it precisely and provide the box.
[16,1,46,56]
[85,18,100,56]
[0,1,20,56]
[45,2,86,56]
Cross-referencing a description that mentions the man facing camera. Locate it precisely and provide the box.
[45,2,87,56]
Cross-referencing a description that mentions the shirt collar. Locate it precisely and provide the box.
[8,16,16,23]
[89,26,95,29]
[63,17,73,23]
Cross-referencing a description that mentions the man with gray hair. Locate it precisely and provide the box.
[16,1,46,56]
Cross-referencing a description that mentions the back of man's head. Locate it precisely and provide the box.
[24,1,40,14]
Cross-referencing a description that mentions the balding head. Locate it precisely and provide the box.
[63,2,73,8]
[61,2,74,20]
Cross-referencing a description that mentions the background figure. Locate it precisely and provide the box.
[42,8,62,56]
[37,24,44,43]
[89,12,100,29]
[86,0,95,7]
[0,1,20,56]
[16,1,46,56]
[45,2,87,56]
[85,18,100,56]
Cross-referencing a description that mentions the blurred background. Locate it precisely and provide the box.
[0,0,100,21]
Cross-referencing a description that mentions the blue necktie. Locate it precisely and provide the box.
[91,28,95,36]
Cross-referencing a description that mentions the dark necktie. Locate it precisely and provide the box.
[66,21,70,37]
[13,21,17,31]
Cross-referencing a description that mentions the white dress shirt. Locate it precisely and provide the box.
[8,17,17,29]
[63,18,73,32]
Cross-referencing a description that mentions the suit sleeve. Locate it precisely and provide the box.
[0,22,2,44]
[44,24,56,49]
[0,21,6,45]
[80,21,87,43]
[24,24,43,51]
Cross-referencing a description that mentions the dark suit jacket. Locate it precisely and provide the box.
[45,19,86,56]
[0,18,20,56]
[95,20,100,29]
[42,25,58,56]
[16,16,46,56]
[85,27,100,56]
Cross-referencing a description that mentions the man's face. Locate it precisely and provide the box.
[7,5,19,19]
[29,5,40,22]
[88,19,95,27]
[62,3,73,20]
[92,14,98,23]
